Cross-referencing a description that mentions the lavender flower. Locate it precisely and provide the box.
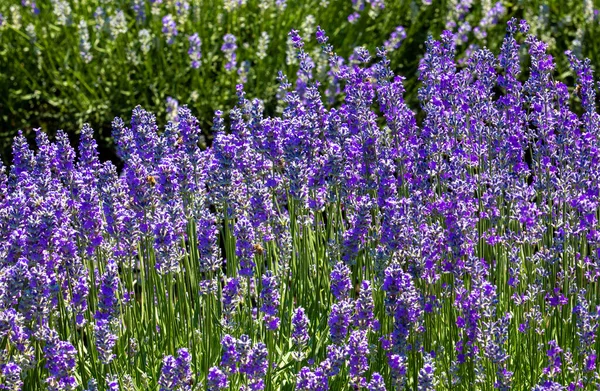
[132,0,146,22]
[43,330,78,391]
[94,318,117,364]
[52,0,71,26]
[234,214,256,276]
[221,34,238,72]
[388,354,408,388]
[139,29,153,54]
[543,340,563,378]
[382,263,422,354]
[86,379,98,391]
[21,0,39,14]
[328,300,353,344]
[418,353,437,390]
[330,261,352,301]
[367,373,386,391]
[188,33,202,69]
[384,26,406,51]
[259,271,280,330]
[292,307,310,359]
[256,31,270,60]
[162,15,178,45]
[347,330,369,387]
[220,335,239,373]
[296,367,318,390]
[240,342,268,390]
[355,280,375,330]
[78,20,92,63]
[158,349,192,391]
[207,367,228,390]
[93,7,105,31]
[196,210,222,272]
[106,374,119,391]
[95,259,120,322]
[1,362,23,391]
[222,277,242,327]
[166,96,179,123]
[224,0,246,11]
[109,10,127,38]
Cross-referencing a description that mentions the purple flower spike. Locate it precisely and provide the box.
[315,26,328,44]
[1,362,23,391]
[291,307,310,359]
[162,15,178,45]
[234,214,256,277]
[260,271,280,330]
[188,33,202,69]
[367,373,386,391]
[43,330,78,391]
[158,348,192,391]
[330,261,352,300]
[347,330,369,387]
[207,367,228,390]
[221,34,237,72]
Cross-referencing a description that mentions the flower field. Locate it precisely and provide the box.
[2,1,600,391]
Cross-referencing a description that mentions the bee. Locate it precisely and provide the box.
[575,85,582,95]
[253,243,264,256]
[176,136,184,146]
[146,175,157,186]
[276,158,285,171]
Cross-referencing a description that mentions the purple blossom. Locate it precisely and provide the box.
[347,330,369,387]
[288,29,303,50]
[196,210,222,272]
[417,353,436,390]
[43,330,78,391]
[543,340,563,378]
[131,0,145,22]
[382,263,423,354]
[221,34,237,72]
[296,367,318,390]
[316,26,327,44]
[330,261,352,300]
[95,259,120,322]
[291,307,310,358]
[21,0,39,14]
[260,271,280,330]
[388,354,407,387]
[220,335,239,373]
[240,342,268,390]
[1,362,23,391]
[367,373,386,391]
[207,367,228,390]
[328,299,353,345]
[188,33,202,69]
[106,375,119,391]
[234,214,256,276]
[384,26,406,51]
[162,15,177,45]
[94,318,117,364]
[355,280,375,330]
[222,277,242,327]
[158,348,192,391]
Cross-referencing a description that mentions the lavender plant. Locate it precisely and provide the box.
[1,18,600,391]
